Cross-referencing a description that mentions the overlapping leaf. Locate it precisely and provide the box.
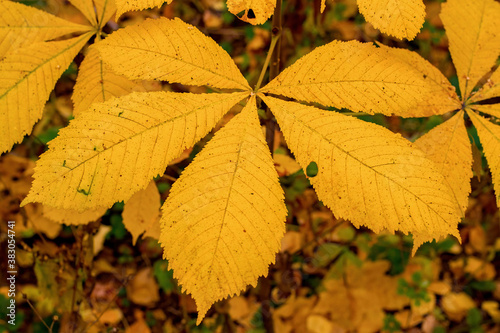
[467,110,500,207]
[0,0,117,154]
[241,0,426,35]
[43,205,108,225]
[261,95,461,246]
[68,0,116,27]
[368,0,500,209]
[16,0,500,324]
[414,112,472,216]
[260,41,429,116]
[72,47,148,116]
[470,67,500,118]
[470,104,500,119]
[122,180,161,244]
[115,0,171,18]
[227,0,275,25]
[376,43,462,116]
[471,68,500,103]
[159,97,287,324]
[68,0,98,25]
[96,18,251,91]
[440,0,500,99]
[319,0,425,40]
[22,91,248,210]
[356,0,425,40]
[0,1,91,57]
[0,34,91,153]
[94,0,117,28]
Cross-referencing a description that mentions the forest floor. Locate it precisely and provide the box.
[1,0,500,332]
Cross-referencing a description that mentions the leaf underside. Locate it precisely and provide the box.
[356,0,426,40]
[43,205,108,225]
[122,180,161,244]
[226,0,275,25]
[22,91,248,210]
[262,95,461,248]
[115,0,172,18]
[159,97,287,324]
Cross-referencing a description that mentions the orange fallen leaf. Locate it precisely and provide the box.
[464,257,496,281]
[274,153,301,176]
[482,301,500,322]
[280,231,303,254]
[441,292,476,321]
[126,268,160,306]
[125,310,151,333]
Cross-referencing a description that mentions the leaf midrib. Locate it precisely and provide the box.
[285,106,457,225]
[0,32,92,100]
[97,0,111,29]
[468,108,500,140]
[262,80,426,91]
[207,132,243,290]
[101,44,250,91]
[40,92,249,190]
[0,25,90,29]
[436,111,467,217]
[463,0,487,100]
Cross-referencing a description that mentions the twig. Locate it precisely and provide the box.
[265,0,283,152]
[269,0,282,82]
[82,276,132,333]
[25,296,52,332]
[254,36,280,92]
[258,3,283,332]
[69,226,83,317]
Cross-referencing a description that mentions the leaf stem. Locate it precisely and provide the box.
[254,34,280,92]
[260,0,283,154]
[258,2,283,333]
[342,112,370,116]
[25,296,52,332]
[269,0,282,82]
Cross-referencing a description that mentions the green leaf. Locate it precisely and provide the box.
[153,260,176,293]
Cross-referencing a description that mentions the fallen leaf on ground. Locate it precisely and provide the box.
[464,257,496,281]
[93,225,112,255]
[125,310,151,333]
[126,268,160,306]
[441,292,476,321]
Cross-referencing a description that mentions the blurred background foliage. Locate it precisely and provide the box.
[1,0,499,332]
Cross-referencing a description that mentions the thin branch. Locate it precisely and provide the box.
[25,296,52,332]
[263,0,283,152]
[254,36,280,92]
[82,276,131,333]
[69,226,82,316]
[260,4,283,332]
[269,0,282,82]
